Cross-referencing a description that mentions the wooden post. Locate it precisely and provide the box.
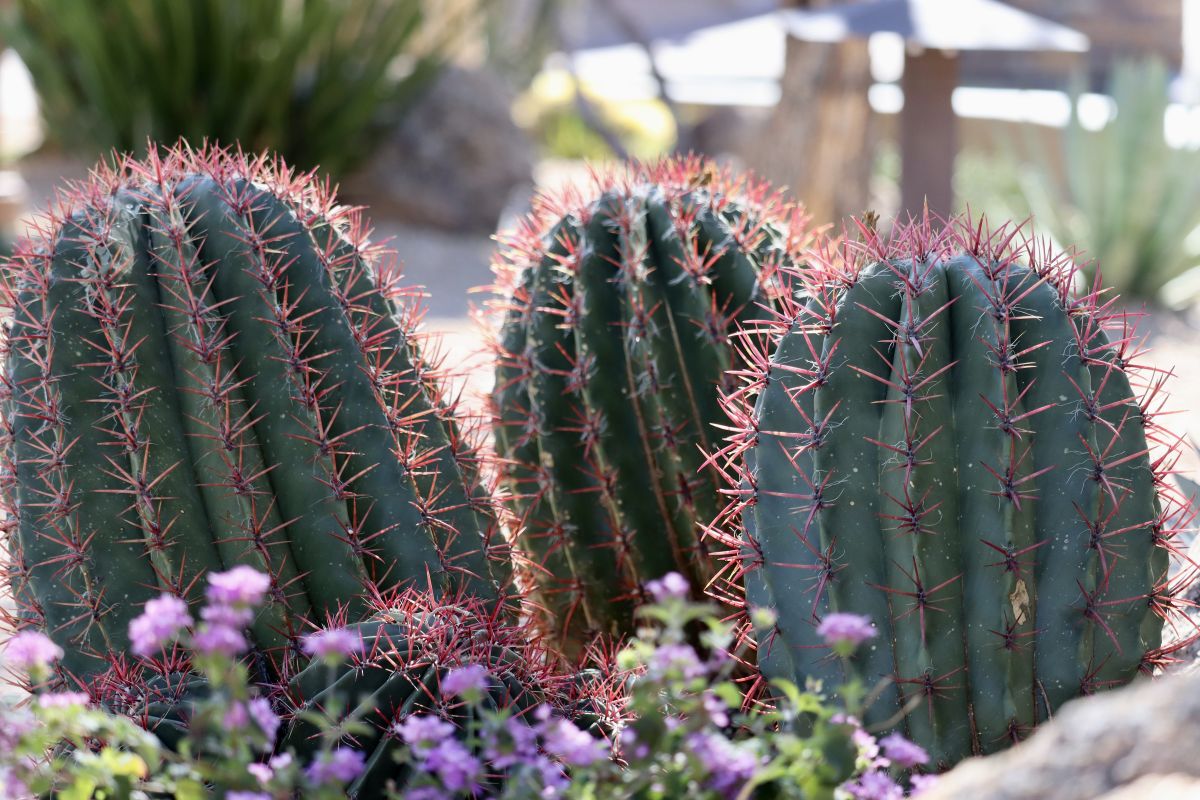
[900,48,959,217]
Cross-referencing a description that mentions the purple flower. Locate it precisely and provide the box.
[442,664,490,698]
[129,594,193,657]
[702,690,730,727]
[200,603,254,629]
[227,793,271,800]
[249,697,279,742]
[302,628,362,661]
[36,691,89,708]
[224,700,249,729]
[646,571,689,602]
[647,643,707,681]
[879,732,929,768]
[246,762,273,786]
[4,631,63,679]
[206,566,272,607]
[844,771,904,800]
[540,717,607,766]
[395,714,455,756]
[620,728,649,760]
[305,748,365,786]
[686,732,759,798]
[816,613,877,651]
[909,773,939,795]
[405,789,451,800]
[484,717,539,769]
[193,624,247,658]
[423,738,482,793]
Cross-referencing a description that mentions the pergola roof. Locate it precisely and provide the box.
[782,0,1088,53]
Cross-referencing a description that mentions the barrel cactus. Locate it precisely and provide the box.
[712,216,1190,766]
[0,144,510,683]
[490,157,810,651]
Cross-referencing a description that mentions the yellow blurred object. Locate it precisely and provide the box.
[513,68,676,158]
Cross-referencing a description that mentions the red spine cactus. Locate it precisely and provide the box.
[709,215,1196,766]
[487,157,810,652]
[0,143,512,684]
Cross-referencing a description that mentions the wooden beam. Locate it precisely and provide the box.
[900,48,959,217]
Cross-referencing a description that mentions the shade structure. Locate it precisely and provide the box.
[782,0,1088,215]
[781,0,1088,53]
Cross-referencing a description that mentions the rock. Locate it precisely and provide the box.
[342,66,534,233]
[1094,774,1200,800]
[919,672,1200,800]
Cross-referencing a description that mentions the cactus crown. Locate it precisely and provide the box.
[710,214,1195,764]
[1,143,511,684]
[488,156,812,651]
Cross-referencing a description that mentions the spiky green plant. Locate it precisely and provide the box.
[0,143,510,684]
[1004,59,1200,299]
[712,215,1192,767]
[489,158,810,652]
[4,0,472,174]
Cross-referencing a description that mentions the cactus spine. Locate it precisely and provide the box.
[490,158,809,651]
[713,217,1189,765]
[1,144,509,683]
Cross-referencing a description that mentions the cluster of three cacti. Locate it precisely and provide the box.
[0,144,1190,782]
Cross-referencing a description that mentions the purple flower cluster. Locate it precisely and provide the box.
[129,594,193,657]
[816,612,877,650]
[836,717,936,798]
[442,663,490,698]
[646,571,689,602]
[305,748,365,787]
[396,684,606,797]
[686,731,760,797]
[4,631,63,683]
[397,714,482,794]
[302,627,362,661]
[192,566,272,659]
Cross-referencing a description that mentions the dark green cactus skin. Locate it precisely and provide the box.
[1,146,508,682]
[490,159,808,652]
[717,219,1181,766]
[282,592,562,798]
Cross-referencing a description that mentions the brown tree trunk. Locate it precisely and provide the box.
[744,1,874,229]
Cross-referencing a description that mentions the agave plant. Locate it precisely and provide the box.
[1006,59,1200,300]
[4,0,474,174]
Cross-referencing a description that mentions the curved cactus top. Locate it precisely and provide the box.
[1,143,511,683]
[488,156,813,652]
[710,215,1195,764]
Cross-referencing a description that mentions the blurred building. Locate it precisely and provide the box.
[962,0,1182,87]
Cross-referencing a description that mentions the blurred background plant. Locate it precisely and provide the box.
[2,0,475,176]
[970,59,1200,302]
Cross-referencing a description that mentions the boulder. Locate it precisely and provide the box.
[342,66,534,233]
[920,672,1200,800]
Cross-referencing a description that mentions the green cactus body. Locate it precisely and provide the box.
[718,219,1184,764]
[490,158,809,652]
[1,145,508,682]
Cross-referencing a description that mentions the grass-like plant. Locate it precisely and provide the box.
[4,0,471,174]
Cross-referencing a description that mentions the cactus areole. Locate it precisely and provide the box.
[1,144,509,683]
[713,218,1190,766]
[490,158,811,651]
